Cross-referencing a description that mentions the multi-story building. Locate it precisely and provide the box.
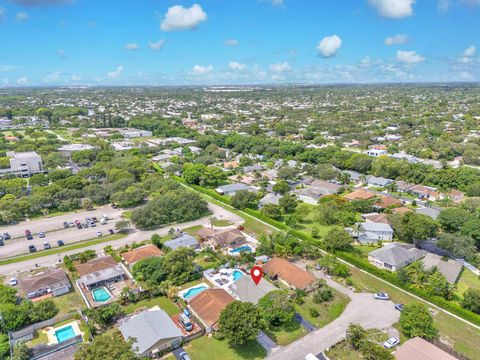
[5,151,43,177]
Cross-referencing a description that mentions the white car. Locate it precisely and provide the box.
[373,292,390,300]
[384,337,400,349]
[96,231,102,236]
[9,278,18,286]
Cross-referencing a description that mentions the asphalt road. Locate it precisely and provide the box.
[0,202,244,276]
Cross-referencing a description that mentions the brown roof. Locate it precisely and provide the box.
[395,337,457,360]
[375,195,402,208]
[188,288,235,329]
[20,268,70,295]
[122,244,163,265]
[198,228,245,248]
[364,213,390,224]
[392,206,412,214]
[75,255,119,277]
[262,258,316,290]
[344,189,376,201]
[197,227,217,239]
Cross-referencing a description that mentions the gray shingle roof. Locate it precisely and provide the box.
[164,235,198,250]
[119,310,182,355]
[228,275,277,304]
[421,253,463,283]
[369,244,426,268]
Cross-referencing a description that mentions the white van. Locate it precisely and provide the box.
[304,354,319,360]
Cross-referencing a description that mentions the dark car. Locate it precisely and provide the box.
[92,217,98,222]
[63,222,69,229]
[2,233,10,240]
[28,245,37,253]
[0,239,4,246]
[76,223,82,229]
[57,240,65,246]
[394,303,404,311]
[111,203,117,208]
[108,229,114,235]
[26,234,33,240]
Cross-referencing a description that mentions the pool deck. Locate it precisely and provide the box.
[204,268,246,290]
[45,320,83,345]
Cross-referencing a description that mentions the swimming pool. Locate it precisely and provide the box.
[229,245,253,254]
[55,325,76,343]
[183,285,207,299]
[92,287,111,302]
[233,270,244,281]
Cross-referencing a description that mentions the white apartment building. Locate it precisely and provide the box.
[6,151,44,177]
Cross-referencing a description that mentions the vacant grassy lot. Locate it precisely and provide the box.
[124,296,178,316]
[51,291,85,315]
[456,269,480,298]
[263,319,307,346]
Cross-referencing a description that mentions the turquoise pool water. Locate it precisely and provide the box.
[183,285,207,299]
[55,325,76,343]
[229,245,253,254]
[233,270,244,281]
[92,287,111,302]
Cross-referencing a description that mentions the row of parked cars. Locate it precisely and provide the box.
[65,215,109,230]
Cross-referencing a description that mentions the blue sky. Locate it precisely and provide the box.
[0,0,479,86]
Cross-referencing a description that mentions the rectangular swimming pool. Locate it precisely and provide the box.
[92,287,111,302]
[55,325,76,343]
[229,245,253,254]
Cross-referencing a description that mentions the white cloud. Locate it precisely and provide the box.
[71,75,81,81]
[16,12,29,21]
[384,34,409,45]
[108,65,123,79]
[438,0,449,12]
[459,71,474,80]
[224,38,239,46]
[396,50,425,64]
[43,70,61,83]
[0,8,6,23]
[148,39,165,51]
[192,65,213,75]
[316,35,342,58]
[458,45,476,63]
[368,0,416,19]
[17,77,28,85]
[124,43,139,51]
[160,4,207,31]
[229,61,247,71]
[269,61,292,73]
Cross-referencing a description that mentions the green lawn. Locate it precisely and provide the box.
[349,267,480,359]
[51,291,85,315]
[456,269,480,298]
[124,296,179,316]
[26,330,48,347]
[263,319,307,346]
[325,341,362,360]
[211,219,234,227]
[295,205,332,237]
[294,289,349,328]
[179,336,266,360]
[354,245,381,258]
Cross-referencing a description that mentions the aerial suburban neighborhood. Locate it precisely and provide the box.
[1,1,480,360]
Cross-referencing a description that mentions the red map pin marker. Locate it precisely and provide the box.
[250,265,263,286]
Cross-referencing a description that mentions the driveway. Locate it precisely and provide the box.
[267,263,400,360]
[257,330,277,352]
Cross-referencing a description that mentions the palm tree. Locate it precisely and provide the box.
[209,216,217,229]
[359,174,367,185]
[351,222,365,239]
[385,181,398,193]
[406,261,427,289]
[339,172,351,185]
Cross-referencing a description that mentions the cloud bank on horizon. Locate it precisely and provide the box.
[0,0,479,86]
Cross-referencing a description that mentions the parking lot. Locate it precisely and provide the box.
[0,206,123,259]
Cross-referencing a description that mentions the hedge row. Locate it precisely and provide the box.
[169,174,480,327]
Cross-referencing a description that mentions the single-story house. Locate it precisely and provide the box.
[122,245,163,267]
[75,256,127,290]
[350,222,394,243]
[368,243,426,272]
[227,274,277,304]
[366,175,392,187]
[20,268,71,300]
[394,337,457,360]
[447,189,464,203]
[344,189,376,201]
[119,308,183,357]
[415,207,440,220]
[223,161,240,169]
[408,184,441,201]
[261,169,279,181]
[227,174,257,185]
[262,258,317,292]
[392,207,412,215]
[215,183,253,196]
[188,288,235,332]
[343,170,362,183]
[163,234,199,251]
[259,193,282,208]
[395,180,414,192]
[421,253,463,284]
[243,164,264,174]
[197,228,246,250]
[296,180,341,204]
[362,213,390,224]
[374,195,402,209]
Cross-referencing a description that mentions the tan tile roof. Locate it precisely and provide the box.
[75,255,119,277]
[188,288,235,329]
[344,189,376,201]
[392,207,412,214]
[262,258,316,290]
[364,213,390,224]
[197,228,245,248]
[395,337,456,360]
[375,195,402,208]
[121,244,163,265]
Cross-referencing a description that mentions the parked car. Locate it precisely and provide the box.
[89,221,96,227]
[108,229,114,235]
[102,214,109,220]
[111,203,117,208]
[57,240,65,246]
[28,245,37,253]
[2,233,10,240]
[25,229,32,236]
[178,352,191,360]
[383,337,400,349]
[96,231,102,236]
[26,234,33,240]
[92,217,98,222]
[76,223,82,229]
[373,292,390,300]
[394,303,404,311]
[0,239,4,246]
[74,219,81,226]
[85,216,91,222]
[63,221,69,229]
[43,242,51,250]
[82,223,89,228]
[68,221,75,227]
[9,278,18,286]
[178,313,193,331]
[100,218,107,225]
[38,232,46,238]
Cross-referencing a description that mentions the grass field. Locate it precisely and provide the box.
[51,291,85,315]
[456,269,480,298]
[264,319,307,346]
[124,296,179,316]
[211,219,234,227]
